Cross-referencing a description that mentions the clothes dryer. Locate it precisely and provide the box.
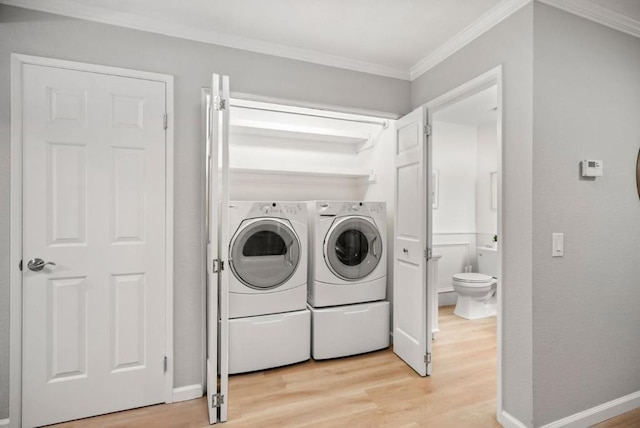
[307,201,387,307]
[228,201,308,319]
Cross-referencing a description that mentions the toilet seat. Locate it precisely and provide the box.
[452,273,495,286]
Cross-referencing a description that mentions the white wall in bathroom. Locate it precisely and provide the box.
[432,121,478,234]
[432,120,498,304]
[431,121,478,303]
[432,233,477,293]
[475,121,499,242]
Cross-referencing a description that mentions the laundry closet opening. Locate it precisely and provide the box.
[225,97,392,202]
[203,87,399,423]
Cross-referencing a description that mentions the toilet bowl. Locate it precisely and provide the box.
[452,273,496,320]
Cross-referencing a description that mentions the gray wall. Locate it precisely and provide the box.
[532,3,640,425]
[0,4,410,419]
[412,4,535,425]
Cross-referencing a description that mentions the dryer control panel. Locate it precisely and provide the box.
[246,201,307,222]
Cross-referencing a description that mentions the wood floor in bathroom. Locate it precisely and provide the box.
[50,306,637,428]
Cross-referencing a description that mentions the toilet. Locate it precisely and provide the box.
[452,247,497,320]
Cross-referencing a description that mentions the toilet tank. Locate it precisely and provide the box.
[477,247,498,277]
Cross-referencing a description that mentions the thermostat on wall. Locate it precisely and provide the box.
[581,160,603,177]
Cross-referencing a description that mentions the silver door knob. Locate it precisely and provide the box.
[27,258,56,272]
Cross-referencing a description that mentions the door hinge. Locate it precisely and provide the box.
[424,124,432,137]
[19,260,23,271]
[163,113,168,130]
[212,259,224,273]
[213,95,226,111]
[424,248,432,260]
[211,393,225,408]
[163,356,168,373]
[425,353,432,364]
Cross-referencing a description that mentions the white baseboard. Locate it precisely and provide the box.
[172,384,203,403]
[0,419,9,426]
[540,390,640,428]
[498,410,529,428]
[438,291,458,307]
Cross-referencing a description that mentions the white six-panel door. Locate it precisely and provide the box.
[21,64,167,427]
[393,106,432,377]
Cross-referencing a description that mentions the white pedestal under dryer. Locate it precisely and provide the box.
[307,201,387,307]
[227,201,310,374]
[307,201,389,359]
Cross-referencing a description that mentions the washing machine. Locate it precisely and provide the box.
[307,201,387,307]
[228,201,308,318]
[227,201,310,373]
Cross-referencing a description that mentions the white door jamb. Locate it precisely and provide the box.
[418,65,504,422]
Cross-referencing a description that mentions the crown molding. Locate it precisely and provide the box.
[409,0,530,81]
[0,0,410,80]
[537,0,640,39]
[4,0,637,84]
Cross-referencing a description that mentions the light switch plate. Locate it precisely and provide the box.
[552,233,564,257]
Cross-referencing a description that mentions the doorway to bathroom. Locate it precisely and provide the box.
[426,67,503,417]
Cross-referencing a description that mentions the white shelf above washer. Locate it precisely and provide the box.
[230,119,372,149]
[229,165,376,183]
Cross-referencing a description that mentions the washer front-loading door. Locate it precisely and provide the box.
[230,218,301,290]
[324,216,383,281]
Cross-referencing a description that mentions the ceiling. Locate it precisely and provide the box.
[3,0,639,80]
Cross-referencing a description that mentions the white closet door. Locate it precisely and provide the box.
[21,64,167,427]
[206,74,230,424]
[393,106,432,376]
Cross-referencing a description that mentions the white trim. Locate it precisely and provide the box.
[0,419,9,427]
[199,89,209,396]
[433,231,477,235]
[410,0,530,80]
[9,54,175,427]
[3,0,639,83]
[230,92,401,121]
[432,241,472,248]
[422,66,505,424]
[539,0,640,39]
[164,65,175,405]
[498,410,529,428]
[0,0,408,80]
[9,52,24,428]
[540,390,640,428]
[172,384,204,403]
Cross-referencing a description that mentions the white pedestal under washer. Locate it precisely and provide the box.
[227,201,308,319]
[308,301,389,360]
[228,309,310,374]
[307,201,387,307]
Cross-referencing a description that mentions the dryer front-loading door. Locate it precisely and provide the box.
[229,218,301,290]
[324,216,382,281]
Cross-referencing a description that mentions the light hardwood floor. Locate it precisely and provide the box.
[50,306,637,427]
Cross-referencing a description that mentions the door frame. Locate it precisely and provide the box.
[9,54,175,428]
[421,65,504,418]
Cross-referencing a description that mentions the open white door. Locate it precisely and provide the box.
[206,74,230,424]
[393,106,433,376]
